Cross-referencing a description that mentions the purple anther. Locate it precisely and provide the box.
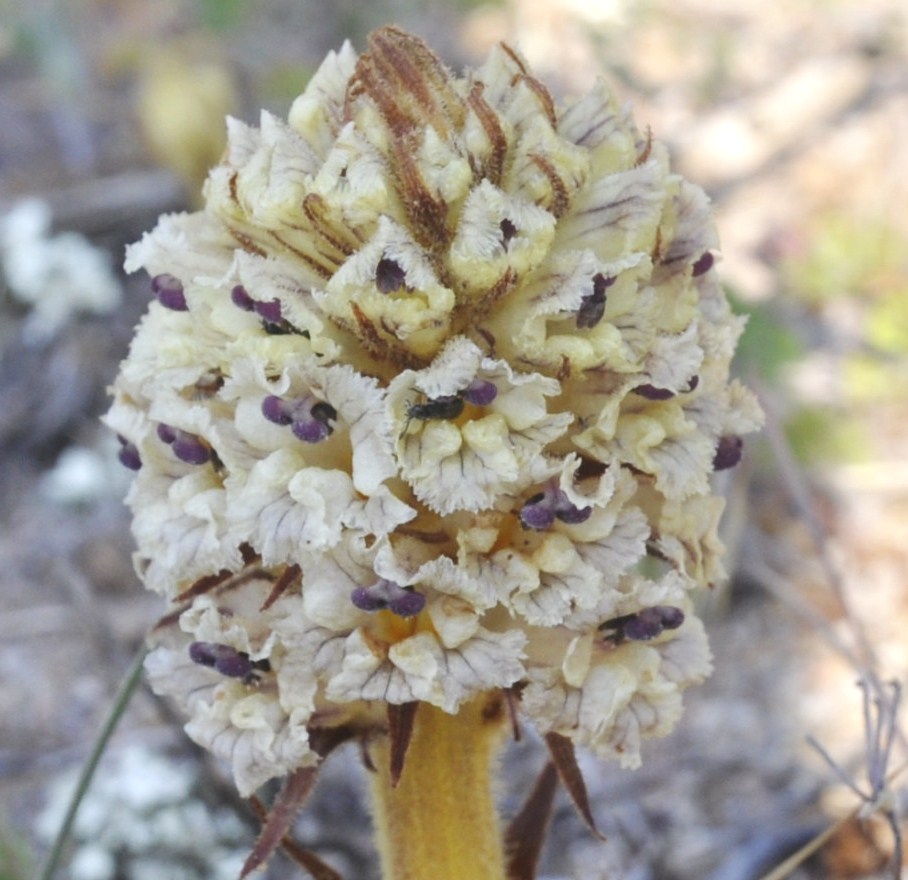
[291,415,333,443]
[116,436,141,471]
[499,218,517,247]
[253,298,282,324]
[633,384,675,401]
[656,606,685,631]
[376,257,407,294]
[576,273,614,330]
[519,491,558,530]
[262,395,295,426]
[519,487,591,530]
[263,395,337,443]
[388,590,427,618]
[291,400,337,444]
[713,435,743,471]
[156,423,210,464]
[189,641,253,678]
[621,607,671,641]
[462,378,498,407]
[151,273,188,311]
[351,579,426,618]
[172,434,211,465]
[599,605,684,643]
[230,284,256,311]
[683,375,700,393]
[156,423,178,444]
[692,252,715,277]
[350,586,387,612]
[554,498,593,524]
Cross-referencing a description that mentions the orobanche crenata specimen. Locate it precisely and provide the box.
[106,26,762,880]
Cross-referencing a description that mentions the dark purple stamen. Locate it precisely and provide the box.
[600,605,685,643]
[156,423,178,444]
[520,486,592,530]
[692,252,715,277]
[656,606,685,630]
[351,580,426,618]
[189,641,253,678]
[263,395,337,443]
[172,436,212,465]
[684,375,700,393]
[499,218,517,247]
[462,378,498,407]
[157,423,210,464]
[376,257,407,294]
[231,284,256,311]
[151,273,188,311]
[253,298,282,324]
[116,436,141,471]
[576,273,614,329]
[189,641,271,679]
[519,502,557,531]
[633,384,675,400]
[713,435,743,470]
[291,414,333,443]
[554,502,593,524]
[262,395,295,426]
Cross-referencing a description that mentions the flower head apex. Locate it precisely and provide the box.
[106,26,761,795]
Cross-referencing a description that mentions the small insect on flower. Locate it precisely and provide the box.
[189,641,272,685]
[406,394,465,425]
[575,273,614,330]
[401,377,499,436]
[599,606,685,644]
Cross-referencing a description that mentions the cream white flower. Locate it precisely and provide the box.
[108,27,761,796]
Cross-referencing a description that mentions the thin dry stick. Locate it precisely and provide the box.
[753,382,906,877]
[755,381,881,675]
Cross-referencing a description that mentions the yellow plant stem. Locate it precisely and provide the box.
[370,694,508,880]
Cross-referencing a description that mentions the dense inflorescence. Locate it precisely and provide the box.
[106,27,761,796]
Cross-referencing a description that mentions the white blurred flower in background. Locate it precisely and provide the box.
[37,746,250,880]
[0,198,121,343]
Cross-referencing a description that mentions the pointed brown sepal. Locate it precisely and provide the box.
[249,796,344,880]
[308,723,359,759]
[504,761,558,880]
[260,563,302,611]
[175,569,233,603]
[241,766,321,877]
[544,732,604,840]
[387,701,419,787]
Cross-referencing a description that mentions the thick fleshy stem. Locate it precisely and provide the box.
[262,394,337,443]
[351,579,426,618]
[370,695,508,880]
[519,485,592,529]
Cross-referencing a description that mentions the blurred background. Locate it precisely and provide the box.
[1,1,907,878]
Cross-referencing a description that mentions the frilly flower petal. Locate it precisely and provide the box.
[520,615,711,769]
[145,586,319,797]
[389,337,572,513]
[325,624,526,713]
